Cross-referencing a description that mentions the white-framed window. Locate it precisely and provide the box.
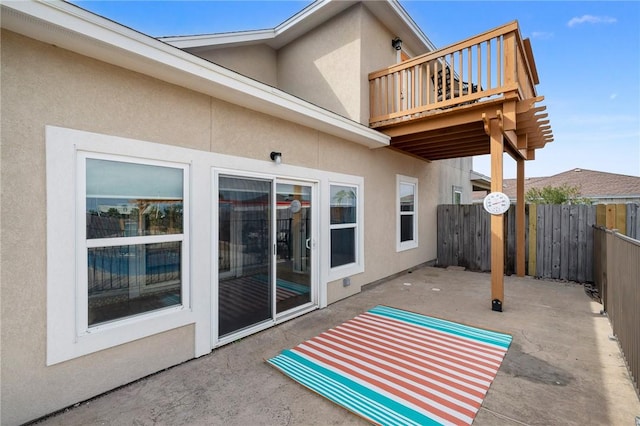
[78,154,189,332]
[397,175,418,251]
[453,186,463,204]
[46,126,196,365]
[329,184,358,268]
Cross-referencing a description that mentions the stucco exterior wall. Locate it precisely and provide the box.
[277,4,363,124]
[187,44,278,87]
[437,157,474,204]
[1,30,439,425]
[0,30,205,425]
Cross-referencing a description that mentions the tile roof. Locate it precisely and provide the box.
[502,168,640,199]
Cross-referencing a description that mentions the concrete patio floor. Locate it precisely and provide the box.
[35,266,639,425]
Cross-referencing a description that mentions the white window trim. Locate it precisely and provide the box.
[76,152,190,335]
[327,181,364,282]
[453,185,463,204]
[46,127,198,365]
[396,175,419,252]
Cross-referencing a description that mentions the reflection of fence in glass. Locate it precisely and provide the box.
[87,242,181,326]
[145,243,181,285]
[88,243,181,294]
[218,214,310,273]
[218,212,271,276]
[88,246,131,292]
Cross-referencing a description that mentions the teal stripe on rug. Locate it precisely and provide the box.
[369,305,512,349]
[269,349,442,426]
[271,355,418,426]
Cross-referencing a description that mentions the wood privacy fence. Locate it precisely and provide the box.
[437,203,640,282]
[593,226,640,395]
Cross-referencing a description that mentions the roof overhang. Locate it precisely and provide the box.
[160,0,436,54]
[0,1,389,149]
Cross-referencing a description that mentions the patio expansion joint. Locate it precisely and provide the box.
[480,406,532,426]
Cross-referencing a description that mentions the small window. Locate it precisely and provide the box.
[453,186,463,204]
[81,156,188,329]
[329,185,357,268]
[397,175,418,251]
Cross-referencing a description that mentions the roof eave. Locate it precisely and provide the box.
[0,1,388,150]
[160,0,436,54]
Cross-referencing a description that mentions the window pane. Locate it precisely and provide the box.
[86,159,183,239]
[400,214,414,242]
[331,228,355,267]
[218,176,272,337]
[400,183,414,212]
[330,185,356,224]
[88,242,181,326]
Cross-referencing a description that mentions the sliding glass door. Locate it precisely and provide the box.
[217,175,314,339]
[218,176,272,337]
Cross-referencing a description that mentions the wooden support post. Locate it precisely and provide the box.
[516,158,525,277]
[489,117,505,311]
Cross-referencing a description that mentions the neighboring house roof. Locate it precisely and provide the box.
[159,0,436,54]
[502,168,640,201]
[470,170,491,191]
[0,1,391,149]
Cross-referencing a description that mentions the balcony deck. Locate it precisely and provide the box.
[369,21,553,162]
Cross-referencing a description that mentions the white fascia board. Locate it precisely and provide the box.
[161,29,276,49]
[1,1,389,149]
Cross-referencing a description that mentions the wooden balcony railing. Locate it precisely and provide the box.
[369,21,539,127]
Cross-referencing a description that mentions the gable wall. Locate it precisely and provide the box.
[1,29,440,424]
[277,4,364,123]
[187,43,278,87]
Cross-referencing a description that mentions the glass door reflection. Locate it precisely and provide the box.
[276,182,312,314]
[218,176,272,337]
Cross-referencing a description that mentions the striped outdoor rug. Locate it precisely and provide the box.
[267,305,512,425]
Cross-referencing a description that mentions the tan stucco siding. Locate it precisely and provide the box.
[277,5,363,124]
[1,30,438,424]
[188,44,278,87]
[0,30,202,425]
[209,98,321,168]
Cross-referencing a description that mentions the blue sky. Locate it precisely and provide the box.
[73,1,640,178]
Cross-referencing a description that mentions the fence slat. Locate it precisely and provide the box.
[551,206,561,279]
[577,206,587,283]
[560,205,570,280]
[536,205,545,277]
[585,207,596,282]
[627,204,638,239]
[528,204,537,275]
[543,205,553,278]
